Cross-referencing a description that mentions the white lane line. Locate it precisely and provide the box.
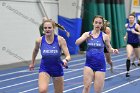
[63,67,140,93]
[0,50,127,92]
[0,67,83,84]
[0,73,37,83]
[102,78,140,93]
[18,58,127,93]
[18,75,84,93]
[0,51,126,77]
[0,79,37,90]
[0,58,85,77]
[0,71,83,90]
[0,54,126,84]
[0,54,127,90]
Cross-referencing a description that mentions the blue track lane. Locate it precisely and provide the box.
[0,48,140,93]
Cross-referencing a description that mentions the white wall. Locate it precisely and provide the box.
[0,0,58,65]
[124,0,131,17]
[59,0,82,18]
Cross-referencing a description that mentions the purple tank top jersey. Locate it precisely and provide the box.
[127,23,139,44]
[39,35,63,76]
[86,31,106,72]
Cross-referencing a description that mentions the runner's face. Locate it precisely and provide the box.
[93,18,103,30]
[128,16,135,24]
[43,22,54,36]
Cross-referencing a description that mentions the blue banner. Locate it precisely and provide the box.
[58,15,82,54]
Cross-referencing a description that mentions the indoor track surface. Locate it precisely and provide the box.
[1,48,140,93]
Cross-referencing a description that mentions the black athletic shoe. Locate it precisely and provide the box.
[132,63,136,67]
[137,63,140,66]
[126,73,130,77]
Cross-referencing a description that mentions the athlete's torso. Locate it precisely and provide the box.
[40,35,63,71]
[85,31,106,71]
[126,23,139,43]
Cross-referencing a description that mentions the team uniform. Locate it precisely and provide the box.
[104,47,109,53]
[125,23,140,77]
[126,23,140,47]
[39,35,63,77]
[85,31,106,72]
